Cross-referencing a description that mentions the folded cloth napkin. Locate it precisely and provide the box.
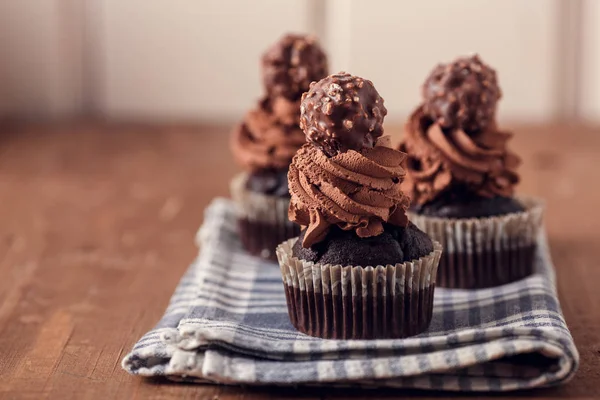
[122,198,578,391]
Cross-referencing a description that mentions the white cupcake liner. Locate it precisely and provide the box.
[408,196,544,289]
[276,238,442,339]
[230,173,300,260]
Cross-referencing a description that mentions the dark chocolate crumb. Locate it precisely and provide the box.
[245,169,290,197]
[292,222,432,266]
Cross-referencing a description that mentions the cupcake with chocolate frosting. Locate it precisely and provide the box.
[276,72,442,339]
[230,34,328,260]
[399,55,543,289]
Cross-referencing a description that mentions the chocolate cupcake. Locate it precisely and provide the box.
[276,72,442,339]
[399,55,543,289]
[230,34,328,260]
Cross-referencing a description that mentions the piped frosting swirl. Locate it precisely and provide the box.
[231,97,305,171]
[289,136,410,248]
[400,55,520,206]
[231,34,328,172]
[400,106,520,205]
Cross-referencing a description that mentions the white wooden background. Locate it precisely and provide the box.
[0,0,598,123]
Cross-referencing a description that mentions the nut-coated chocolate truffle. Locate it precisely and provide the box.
[299,72,387,157]
[422,55,501,133]
[262,34,328,100]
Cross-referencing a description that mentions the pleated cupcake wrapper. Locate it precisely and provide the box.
[230,173,300,260]
[408,196,544,289]
[276,238,442,340]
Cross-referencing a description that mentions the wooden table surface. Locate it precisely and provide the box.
[0,122,599,399]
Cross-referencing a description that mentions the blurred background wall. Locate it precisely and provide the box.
[0,0,599,124]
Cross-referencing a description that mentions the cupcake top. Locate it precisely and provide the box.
[400,55,520,206]
[262,34,328,100]
[231,34,328,173]
[422,54,501,132]
[300,73,386,157]
[289,72,410,248]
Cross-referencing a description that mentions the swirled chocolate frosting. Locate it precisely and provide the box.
[231,34,328,172]
[400,106,520,205]
[400,55,520,206]
[289,138,409,247]
[230,97,305,172]
[290,72,410,248]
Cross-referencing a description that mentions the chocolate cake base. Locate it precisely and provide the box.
[238,219,300,261]
[292,223,434,267]
[408,197,543,289]
[231,172,299,262]
[283,285,434,339]
[281,225,438,338]
[411,187,525,219]
[437,245,536,289]
[245,169,290,197]
[277,238,442,339]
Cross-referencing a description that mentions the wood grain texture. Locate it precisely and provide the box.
[0,122,598,399]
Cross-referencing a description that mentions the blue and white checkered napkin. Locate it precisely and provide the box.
[122,198,578,391]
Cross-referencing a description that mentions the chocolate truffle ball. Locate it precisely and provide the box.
[422,55,501,133]
[262,34,328,100]
[299,72,387,157]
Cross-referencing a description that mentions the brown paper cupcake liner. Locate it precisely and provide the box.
[408,196,544,289]
[230,173,300,261]
[276,239,442,339]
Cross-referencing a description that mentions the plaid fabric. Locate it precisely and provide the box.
[122,198,579,391]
